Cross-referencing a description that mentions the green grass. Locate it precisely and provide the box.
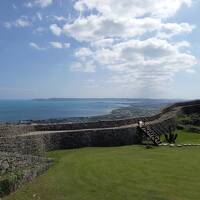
[160,129,200,144]
[4,131,200,200]
[175,130,200,143]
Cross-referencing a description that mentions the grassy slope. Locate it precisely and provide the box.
[176,130,200,143]
[160,130,200,144]
[4,131,200,200]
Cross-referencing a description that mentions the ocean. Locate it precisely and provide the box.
[0,98,177,123]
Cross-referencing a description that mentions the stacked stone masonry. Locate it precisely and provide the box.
[0,100,200,197]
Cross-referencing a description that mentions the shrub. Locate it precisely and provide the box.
[164,127,178,143]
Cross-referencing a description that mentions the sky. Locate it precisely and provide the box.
[0,0,200,99]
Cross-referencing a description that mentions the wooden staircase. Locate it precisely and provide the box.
[139,125,161,146]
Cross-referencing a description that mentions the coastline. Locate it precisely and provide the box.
[0,99,179,125]
[16,101,174,124]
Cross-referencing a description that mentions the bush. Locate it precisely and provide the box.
[164,127,178,143]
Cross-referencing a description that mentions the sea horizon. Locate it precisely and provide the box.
[0,98,179,123]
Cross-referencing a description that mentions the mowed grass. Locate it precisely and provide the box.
[160,129,200,144]
[4,131,200,200]
[176,130,200,143]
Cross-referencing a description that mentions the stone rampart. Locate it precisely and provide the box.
[0,152,52,197]
[0,100,199,154]
[180,104,200,115]
[0,136,45,156]
[32,112,170,132]
[0,100,199,197]
[1,100,199,136]
[21,117,176,151]
[0,125,35,137]
[0,152,50,176]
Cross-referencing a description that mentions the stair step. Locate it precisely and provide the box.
[139,125,161,145]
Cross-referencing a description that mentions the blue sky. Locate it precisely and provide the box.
[0,0,199,99]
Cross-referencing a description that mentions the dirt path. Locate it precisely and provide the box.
[21,107,179,137]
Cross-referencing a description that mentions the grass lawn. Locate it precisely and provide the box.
[176,130,200,143]
[4,131,200,200]
[159,129,200,144]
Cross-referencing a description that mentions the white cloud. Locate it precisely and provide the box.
[62,14,194,42]
[52,15,68,22]
[70,61,96,73]
[24,2,33,8]
[157,22,195,38]
[91,38,114,48]
[63,43,71,48]
[29,42,45,50]
[25,0,53,8]
[50,24,62,36]
[49,42,63,49]
[63,0,193,42]
[36,12,43,21]
[33,27,46,34]
[73,37,197,89]
[46,15,70,23]
[29,41,70,50]
[49,42,70,49]
[12,4,17,9]
[24,0,197,96]
[74,0,191,19]
[4,16,31,28]
[75,48,93,58]
[36,0,53,7]
[15,17,31,27]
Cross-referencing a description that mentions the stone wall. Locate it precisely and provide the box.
[0,152,51,176]
[0,106,174,135]
[32,114,167,132]
[0,100,199,136]
[0,152,52,197]
[0,127,48,198]
[0,135,45,156]
[1,100,181,152]
[1,99,195,154]
[20,117,176,152]
[0,100,198,197]
[0,125,35,137]
[180,104,200,115]
[161,100,200,113]
[0,146,51,198]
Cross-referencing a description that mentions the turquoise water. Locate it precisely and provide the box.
[0,99,175,123]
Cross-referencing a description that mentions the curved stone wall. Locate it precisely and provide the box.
[0,152,52,198]
[20,117,176,151]
[0,100,199,198]
[180,104,200,115]
[30,109,173,132]
[1,100,199,137]
[30,100,200,132]
[1,100,199,152]
[0,125,35,137]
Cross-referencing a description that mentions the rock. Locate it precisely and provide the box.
[1,160,9,171]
